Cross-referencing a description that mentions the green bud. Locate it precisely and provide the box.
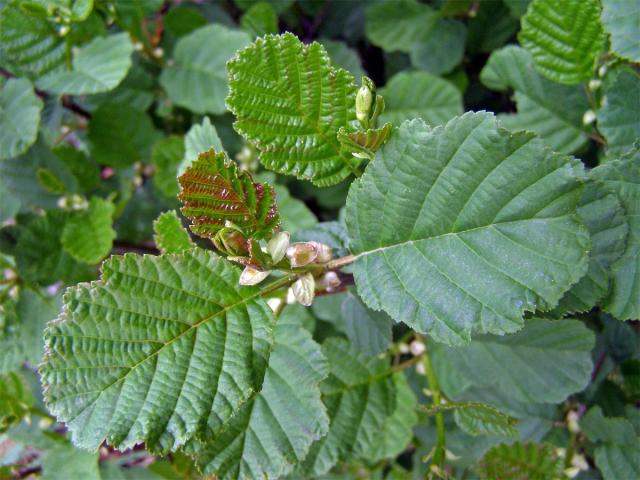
[213,228,249,256]
[356,84,373,124]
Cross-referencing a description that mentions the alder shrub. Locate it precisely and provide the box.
[0,0,638,479]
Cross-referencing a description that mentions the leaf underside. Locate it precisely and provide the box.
[346,112,589,345]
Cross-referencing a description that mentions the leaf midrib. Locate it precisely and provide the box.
[48,273,294,430]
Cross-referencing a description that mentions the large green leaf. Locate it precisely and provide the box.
[378,72,463,127]
[226,33,361,187]
[340,290,392,356]
[159,24,251,114]
[365,0,438,53]
[0,289,58,374]
[554,177,628,314]
[601,0,640,63]
[36,33,133,95]
[61,197,116,264]
[591,157,640,320]
[40,249,328,471]
[186,313,329,479]
[346,112,589,345]
[298,338,417,476]
[434,318,594,403]
[0,3,65,78]
[581,407,640,480]
[519,0,604,85]
[178,150,280,241]
[88,103,160,167]
[0,78,43,161]
[597,67,640,157]
[481,46,589,154]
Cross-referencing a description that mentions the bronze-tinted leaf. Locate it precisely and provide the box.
[178,149,280,241]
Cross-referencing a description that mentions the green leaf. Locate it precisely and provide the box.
[152,135,185,199]
[36,33,134,95]
[40,251,315,456]
[601,0,640,62]
[0,3,65,78]
[226,33,361,187]
[178,149,280,241]
[454,403,518,438]
[61,197,116,264]
[378,72,463,127]
[52,146,101,193]
[346,112,589,345]
[181,117,223,176]
[240,1,278,37]
[365,0,438,53]
[481,46,589,154]
[477,442,564,480]
[153,210,194,254]
[0,371,34,432]
[88,102,160,167]
[581,407,640,480]
[36,168,66,194]
[590,157,640,320]
[337,123,393,160]
[84,61,155,113]
[435,318,595,403]
[298,338,417,476]
[0,78,43,161]
[0,289,58,374]
[1,211,94,286]
[160,24,251,114]
[322,39,366,81]
[186,312,329,479]
[273,183,317,233]
[340,290,392,356]
[42,443,100,480]
[420,401,518,437]
[409,18,467,75]
[518,0,604,85]
[597,67,640,157]
[554,177,628,314]
[234,0,293,14]
[466,0,519,54]
[0,140,72,212]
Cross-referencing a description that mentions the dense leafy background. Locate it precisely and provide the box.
[0,1,638,479]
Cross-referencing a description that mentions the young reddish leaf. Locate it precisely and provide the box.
[178,149,280,241]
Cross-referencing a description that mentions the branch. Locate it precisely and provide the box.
[419,335,446,472]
